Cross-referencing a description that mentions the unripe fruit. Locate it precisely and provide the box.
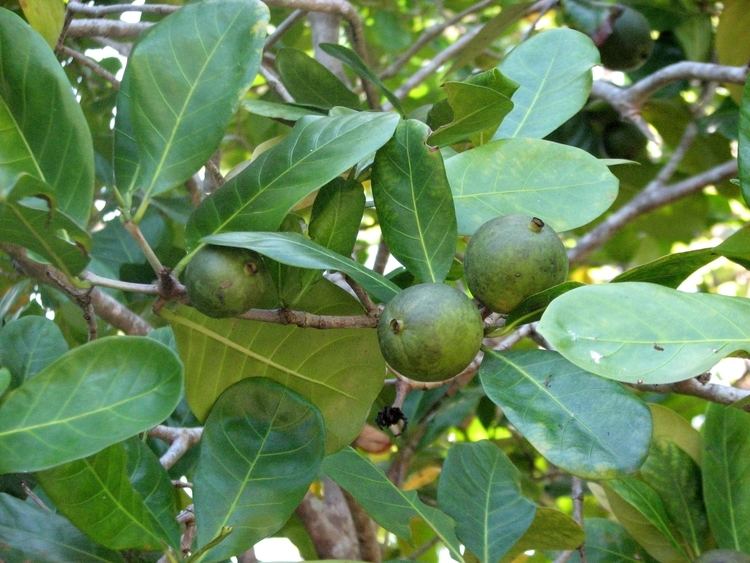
[377,283,483,382]
[184,245,276,318]
[464,215,568,313]
[603,121,648,160]
[598,6,653,71]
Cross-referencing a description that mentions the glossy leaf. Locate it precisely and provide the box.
[428,69,518,146]
[502,281,584,332]
[371,119,457,283]
[0,368,8,397]
[649,404,702,465]
[716,0,750,104]
[194,378,325,561]
[204,231,400,303]
[164,280,384,452]
[702,403,750,552]
[323,446,464,561]
[123,438,181,548]
[539,282,750,384]
[37,444,175,550]
[0,492,122,562]
[185,111,399,249]
[640,441,708,556]
[577,518,655,563]
[480,350,651,478]
[437,441,536,562]
[0,336,183,473]
[0,193,91,277]
[739,69,750,205]
[276,48,360,109]
[18,0,64,47]
[114,0,268,200]
[242,99,326,121]
[309,178,365,257]
[0,8,93,226]
[319,43,404,115]
[445,138,618,234]
[494,28,599,139]
[605,479,690,562]
[0,316,68,389]
[502,507,584,561]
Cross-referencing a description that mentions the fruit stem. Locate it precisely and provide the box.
[529,217,545,233]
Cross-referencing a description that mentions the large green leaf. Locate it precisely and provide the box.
[539,282,750,384]
[371,119,457,283]
[494,28,598,139]
[649,404,702,465]
[437,440,536,562]
[502,507,584,561]
[702,403,750,552]
[322,446,464,562]
[739,68,750,205]
[0,316,68,389]
[18,0,64,47]
[276,48,360,109]
[480,350,651,478]
[0,492,122,562]
[428,69,518,147]
[445,138,618,234]
[716,0,750,104]
[123,438,181,548]
[576,518,656,563]
[37,443,176,551]
[114,0,268,201]
[163,280,384,452]
[204,231,400,303]
[0,336,183,473]
[605,479,690,561]
[185,111,399,249]
[194,378,325,561]
[640,441,707,557]
[0,8,93,226]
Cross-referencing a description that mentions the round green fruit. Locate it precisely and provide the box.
[184,245,276,318]
[603,121,648,160]
[598,6,653,71]
[377,283,483,382]
[464,215,568,313]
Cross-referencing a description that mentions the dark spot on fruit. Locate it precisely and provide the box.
[244,261,258,275]
[390,318,403,334]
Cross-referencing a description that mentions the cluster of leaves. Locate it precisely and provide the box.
[1,0,750,562]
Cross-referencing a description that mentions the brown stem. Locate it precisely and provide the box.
[238,308,378,328]
[148,425,204,469]
[59,45,120,89]
[342,490,382,562]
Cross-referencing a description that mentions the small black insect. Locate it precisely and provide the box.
[376,406,408,436]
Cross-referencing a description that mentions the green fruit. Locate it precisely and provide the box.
[696,551,750,563]
[184,245,276,318]
[603,121,648,160]
[464,215,568,313]
[598,6,653,71]
[377,283,483,382]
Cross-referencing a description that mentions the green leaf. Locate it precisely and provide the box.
[739,68,750,205]
[702,403,750,552]
[0,368,9,398]
[649,404,702,465]
[640,441,708,556]
[0,336,183,473]
[0,492,123,562]
[319,43,404,115]
[445,138,618,234]
[194,378,325,561]
[0,192,91,277]
[276,48,360,109]
[0,316,68,389]
[605,479,690,561]
[18,0,65,47]
[114,0,269,200]
[322,446,464,562]
[578,518,656,563]
[123,438,181,549]
[428,69,518,147]
[716,0,750,104]
[242,99,326,122]
[163,280,384,452]
[203,231,399,303]
[480,350,652,478]
[309,178,365,258]
[185,111,399,249]
[502,281,584,333]
[502,507,584,561]
[371,119,457,283]
[494,28,599,139]
[0,8,93,226]
[37,443,175,551]
[538,282,750,384]
[437,441,536,562]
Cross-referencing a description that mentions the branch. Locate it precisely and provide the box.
[342,490,382,562]
[148,425,204,470]
[67,1,177,16]
[68,19,151,38]
[59,45,120,89]
[631,377,750,408]
[569,159,738,264]
[82,271,161,294]
[260,64,295,102]
[265,9,306,49]
[554,477,586,563]
[379,0,494,80]
[238,307,378,328]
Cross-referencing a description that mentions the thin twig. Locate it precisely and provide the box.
[266,9,306,49]
[123,220,165,275]
[631,377,750,409]
[238,308,378,328]
[260,64,295,102]
[22,482,50,511]
[68,19,152,38]
[148,425,204,470]
[59,45,120,89]
[82,271,161,294]
[373,240,390,274]
[344,275,380,316]
[67,1,177,16]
